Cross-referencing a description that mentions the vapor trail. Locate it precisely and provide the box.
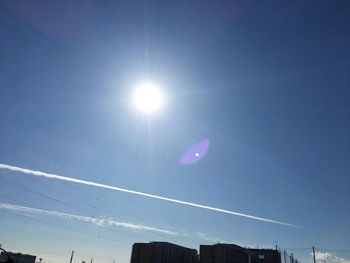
[0,202,176,235]
[0,163,300,227]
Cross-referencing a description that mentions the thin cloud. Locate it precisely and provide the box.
[195,231,237,244]
[314,252,350,263]
[0,163,301,227]
[0,202,177,235]
[0,202,271,245]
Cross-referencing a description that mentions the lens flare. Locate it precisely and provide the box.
[180,139,210,164]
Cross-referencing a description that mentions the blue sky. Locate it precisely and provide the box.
[1,1,350,263]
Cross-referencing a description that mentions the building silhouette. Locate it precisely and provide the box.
[200,244,257,263]
[248,249,281,263]
[200,244,285,263]
[130,242,299,263]
[0,252,36,263]
[130,242,198,263]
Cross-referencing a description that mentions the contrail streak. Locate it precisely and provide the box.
[0,163,301,227]
[0,202,177,235]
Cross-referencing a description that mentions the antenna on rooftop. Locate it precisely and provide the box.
[69,251,74,263]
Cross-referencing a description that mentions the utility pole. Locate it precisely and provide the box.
[69,251,74,263]
[90,258,93,263]
[313,246,317,263]
[284,250,287,263]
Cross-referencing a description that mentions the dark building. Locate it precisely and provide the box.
[130,242,198,263]
[247,249,281,263]
[0,252,36,263]
[200,244,286,263]
[200,244,257,263]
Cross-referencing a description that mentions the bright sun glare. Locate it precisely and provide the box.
[133,82,163,114]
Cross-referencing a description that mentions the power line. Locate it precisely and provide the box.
[0,174,92,216]
[281,247,312,251]
[0,148,179,243]
[0,192,173,242]
[72,186,178,241]
[0,147,177,241]
[315,248,350,252]
[1,208,130,246]
[0,148,101,215]
[0,193,43,210]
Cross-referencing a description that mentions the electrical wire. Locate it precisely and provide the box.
[1,209,130,246]
[0,147,178,241]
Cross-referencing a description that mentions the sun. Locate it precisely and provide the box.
[133,82,163,114]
